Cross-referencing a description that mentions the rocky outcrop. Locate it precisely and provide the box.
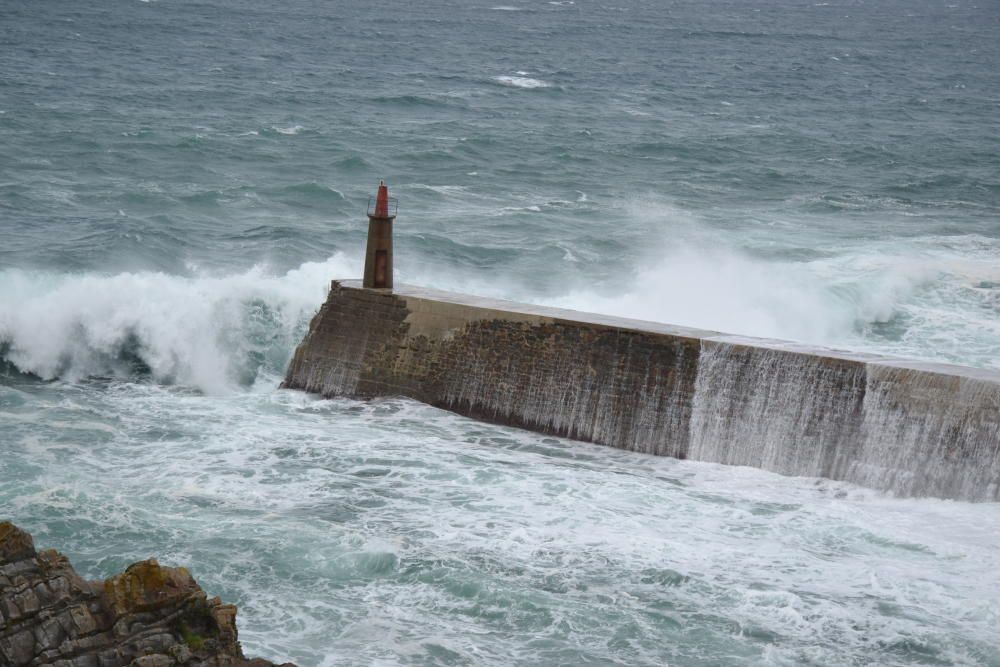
[0,522,295,667]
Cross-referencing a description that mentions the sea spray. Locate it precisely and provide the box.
[548,229,1000,370]
[0,254,360,392]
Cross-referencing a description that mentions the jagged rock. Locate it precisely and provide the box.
[0,522,296,667]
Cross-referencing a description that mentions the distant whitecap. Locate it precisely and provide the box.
[559,245,579,262]
[493,76,551,89]
[500,205,542,212]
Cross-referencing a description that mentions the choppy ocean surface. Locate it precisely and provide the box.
[1,0,999,665]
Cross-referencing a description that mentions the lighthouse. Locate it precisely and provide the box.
[363,181,396,289]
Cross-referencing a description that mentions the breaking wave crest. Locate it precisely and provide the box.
[0,254,361,393]
[2,214,996,397]
[544,204,1000,369]
[553,244,928,345]
[554,243,999,369]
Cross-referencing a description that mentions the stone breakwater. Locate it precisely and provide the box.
[283,281,1000,502]
[0,522,295,667]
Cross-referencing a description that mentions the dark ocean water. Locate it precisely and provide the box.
[2,1,999,665]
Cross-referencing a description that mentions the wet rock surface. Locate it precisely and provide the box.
[0,522,295,667]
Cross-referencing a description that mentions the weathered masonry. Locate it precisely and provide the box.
[362,181,396,290]
[283,280,1000,502]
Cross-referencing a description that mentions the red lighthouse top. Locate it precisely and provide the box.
[374,181,389,217]
[368,180,397,219]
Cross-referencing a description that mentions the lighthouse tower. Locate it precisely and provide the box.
[363,181,396,289]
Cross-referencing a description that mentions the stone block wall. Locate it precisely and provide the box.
[282,281,1000,501]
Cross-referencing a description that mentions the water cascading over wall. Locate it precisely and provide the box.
[283,281,1000,502]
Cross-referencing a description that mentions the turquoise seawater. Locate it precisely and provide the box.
[2,1,999,665]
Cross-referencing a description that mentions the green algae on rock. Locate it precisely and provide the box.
[0,521,295,667]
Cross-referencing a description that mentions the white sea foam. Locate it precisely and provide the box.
[409,183,468,197]
[0,254,360,393]
[499,205,542,213]
[544,204,1000,368]
[558,245,579,262]
[493,76,550,89]
[555,244,996,365]
[274,125,304,135]
[555,248,848,342]
[5,388,999,665]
